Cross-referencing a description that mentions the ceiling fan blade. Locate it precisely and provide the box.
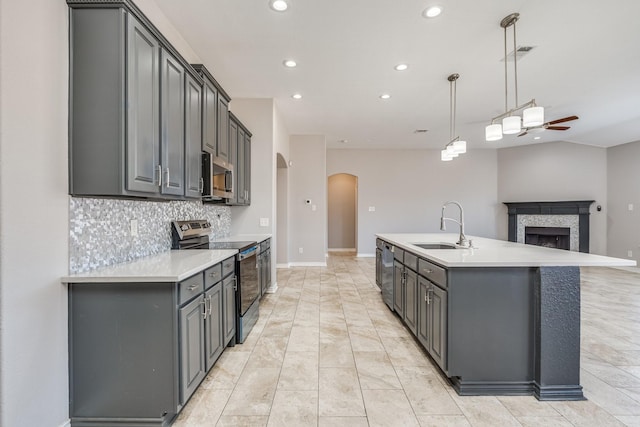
[547,115,579,125]
[517,131,528,137]
[546,126,570,131]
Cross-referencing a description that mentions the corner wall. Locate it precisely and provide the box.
[497,141,608,255]
[290,135,328,264]
[607,140,640,262]
[0,0,70,425]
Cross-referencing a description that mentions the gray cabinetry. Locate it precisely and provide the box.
[393,249,418,335]
[68,3,203,200]
[404,268,418,335]
[393,260,404,317]
[243,131,252,205]
[258,239,271,297]
[185,73,203,198]
[201,74,218,154]
[179,293,205,403]
[217,95,230,161]
[227,115,240,205]
[204,283,224,370]
[222,274,237,345]
[417,275,447,372]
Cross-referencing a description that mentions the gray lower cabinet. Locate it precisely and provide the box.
[417,276,447,371]
[375,248,382,287]
[404,268,418,335]
[393,260,405,317]
[68,260,234,426]
[258,239,272,297]
[68,3,204,200]
[179,294,206,403]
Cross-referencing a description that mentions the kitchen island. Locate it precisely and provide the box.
[376,233,636,401]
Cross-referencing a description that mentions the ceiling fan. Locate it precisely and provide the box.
[518,115,579,137]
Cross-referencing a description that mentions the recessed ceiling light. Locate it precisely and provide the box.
[292,93,302,99]
[422,5,443,18]
[269,0,288,12]
[394,64,409,71]
[283,59,297,68]
[379,94,391,99]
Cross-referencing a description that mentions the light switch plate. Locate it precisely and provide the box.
[259,218,269,227]
[368,206,376,212]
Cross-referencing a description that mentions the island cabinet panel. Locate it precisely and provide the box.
[404,268,418,335]
[428,283,447,370]
[393,260,405,317]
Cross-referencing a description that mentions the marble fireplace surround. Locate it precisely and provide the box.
[504,201,595,253]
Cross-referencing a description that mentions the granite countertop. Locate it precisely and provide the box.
[61,249,238,283]
[377,233,637,268]
[213,234,272,243]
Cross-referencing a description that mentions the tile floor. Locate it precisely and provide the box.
[174,254,640,427]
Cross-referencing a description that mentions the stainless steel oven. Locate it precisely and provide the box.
[171,220,260,344]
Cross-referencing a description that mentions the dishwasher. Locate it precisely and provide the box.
[381,242,395,310]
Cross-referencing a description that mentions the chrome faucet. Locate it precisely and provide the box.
[440,201,469,247]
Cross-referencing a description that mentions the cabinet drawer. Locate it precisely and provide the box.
[404,252,418,272]
[418,258,447,289]
[222,256,235,278]
[204,264,222,289]
[179,273,204,305]
[394,247,404,263]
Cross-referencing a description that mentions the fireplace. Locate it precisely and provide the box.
[525,226,570,250]
[504,201,594,253]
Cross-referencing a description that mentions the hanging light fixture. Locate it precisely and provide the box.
[485,13,544,141]
[441,73,467,161]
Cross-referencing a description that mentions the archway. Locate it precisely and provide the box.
[328,173,358,253]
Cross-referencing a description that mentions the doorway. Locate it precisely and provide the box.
[328,173,358,253]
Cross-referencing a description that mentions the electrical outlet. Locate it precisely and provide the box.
[628,250,633,258]
[368,206,376,212]
[259,218,269,227]
[130,219,138,237]
[298,247,304,254]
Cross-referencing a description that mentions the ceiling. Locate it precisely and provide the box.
[152,0,640,150]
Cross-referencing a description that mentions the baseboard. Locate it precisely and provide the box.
[276,263,290,269]
[357,253,375,258]
[288,262,327,267]
[266,282,278,293]
[328,248,356,252]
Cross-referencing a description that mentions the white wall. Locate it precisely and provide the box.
[607,140,640,262]
[290,136,328,264]
[328,174,357,250]
[0,0,70,425]
[327,149,499,256]
[497,141,608,255]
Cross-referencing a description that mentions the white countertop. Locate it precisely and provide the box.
[213,234,271,244]
[377,233,637,268]
[61,249,238,283]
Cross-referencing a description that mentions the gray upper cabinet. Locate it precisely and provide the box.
[244,131,252,205]
[202,78,218,154]
[227,115,239,205]
[126,16,160,194]
[217,95,230,161]
[160,50,185,196]
[68,2,203,200]
[185,73,203,198]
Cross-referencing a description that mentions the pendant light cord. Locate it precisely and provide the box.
[504,26,508,112]
[513,20,518,108]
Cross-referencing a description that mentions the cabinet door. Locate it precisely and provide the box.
[227,118,239,205]
[429,284,448,371]
[244,133,251,205]
[185,73,202,199]
[126,16,160,194]
[222,275,236,345]
[205,284,223,371]
[375,249,382,287]
[393,263,404,317]
[179,296,206,404]
[265,248,272,291]
[417,277,430,349]
[217,96,230,161]
[160,49,185,196]
[404,269,418,334]
[202,79,217,154]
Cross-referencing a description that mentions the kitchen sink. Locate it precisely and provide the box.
[411,243,458,250]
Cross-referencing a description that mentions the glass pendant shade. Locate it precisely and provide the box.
[522,106,544,127]
[453,139,467,154]
[502,115,521,134]
[441,150,453,161]
[485,123,503,141]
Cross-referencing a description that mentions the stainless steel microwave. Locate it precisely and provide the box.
[202,152,234,200]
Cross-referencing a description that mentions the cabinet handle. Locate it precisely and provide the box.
[201,299,207,319]
[157,165,162,187]
[199,177,204,193]
[427,287,433,305]
[187,284,198,291]
[233,277,238,291]
[165,168,170,188]
[208,295,213,315]
[423,268,433,274]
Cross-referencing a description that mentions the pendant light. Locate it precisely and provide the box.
[485,13,544,141]
[441,73,467,161]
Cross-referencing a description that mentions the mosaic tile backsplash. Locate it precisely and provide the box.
[69,198,231,273]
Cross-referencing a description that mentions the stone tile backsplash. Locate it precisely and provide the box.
[69,198,231,273]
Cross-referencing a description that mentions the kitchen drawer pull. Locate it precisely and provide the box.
[423,268,433,274]
[199,177,204,193]
[208,295,213,315]
[157,165,162,187]
[187,284,198,291]
[201,299,207,319]
[209,271,218,277]
[165,168,170,188]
